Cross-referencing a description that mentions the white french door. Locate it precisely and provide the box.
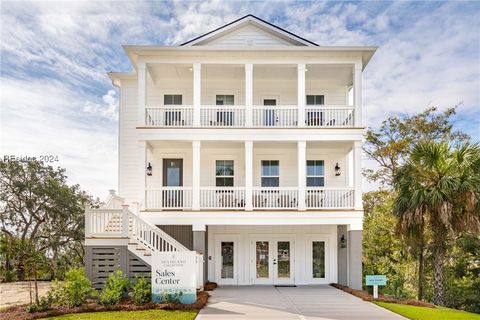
[251,238,295,285]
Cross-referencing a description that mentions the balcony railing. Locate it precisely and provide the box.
[200,105,245,127]
[145,187,193,210]
[200,187,245,209]
[145,187,354,210]
[252,187,298,209]
[145,106,194,127]
[144,105,355,128]
[305,106,354,127]
[252,106,298,127]
[306,187,354,209]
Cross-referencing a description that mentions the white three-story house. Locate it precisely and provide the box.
[84,15,376,290]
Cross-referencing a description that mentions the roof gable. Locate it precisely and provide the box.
[181,14,318,47]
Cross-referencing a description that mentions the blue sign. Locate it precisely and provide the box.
[366,275,387,286]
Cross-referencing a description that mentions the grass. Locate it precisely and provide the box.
[41,309,198,320]
[374,302,480,320]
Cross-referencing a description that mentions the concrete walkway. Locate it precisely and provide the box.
[197,285,407,320]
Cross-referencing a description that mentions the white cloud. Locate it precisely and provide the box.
[1,1,478,197]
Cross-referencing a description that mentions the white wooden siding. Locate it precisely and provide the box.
[204,25,293,47]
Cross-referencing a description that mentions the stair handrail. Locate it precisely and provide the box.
[128,210,188,252]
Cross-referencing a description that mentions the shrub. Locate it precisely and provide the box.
[51,267,93,307]
[98,270,130,306]
[129,276,151,304]
[25,295,51,313]
[161,291,183,304]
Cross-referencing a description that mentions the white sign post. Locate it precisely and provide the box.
[152,251,197,304]
[365,275,387,299]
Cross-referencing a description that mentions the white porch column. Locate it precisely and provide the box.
[297,64,306,127]
[245,141,253,210]
[353,64,363,126]
[353,140,363,210]
[138,141,147,209]
[297,141,306,210]
[137,61,147,126]
[193,63,201,127]
[245,64,253,127]
[192,140,201,210]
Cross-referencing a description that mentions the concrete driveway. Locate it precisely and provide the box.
[197,285,406,320]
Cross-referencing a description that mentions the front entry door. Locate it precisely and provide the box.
[162,159,183,208]
[252,239,294,284]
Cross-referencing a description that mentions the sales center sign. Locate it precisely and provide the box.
[152,251,197,304]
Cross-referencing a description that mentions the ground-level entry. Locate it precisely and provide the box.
[204,225,362,287]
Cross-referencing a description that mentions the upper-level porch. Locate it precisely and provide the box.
[135,140,363,212]
[137,63,363,128]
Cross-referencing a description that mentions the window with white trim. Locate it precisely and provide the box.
[164,94,182,105]
[216,160,234,187]
[307,160,325,187]
[261,160,279,187]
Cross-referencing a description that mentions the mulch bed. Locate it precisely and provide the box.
[0,291,209,320]
[204,282,217,291]
[331,283,435,308]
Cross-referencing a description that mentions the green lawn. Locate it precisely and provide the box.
[374,302,480,320]
[42,309,198,320]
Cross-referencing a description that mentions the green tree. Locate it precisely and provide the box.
[0,160,96,280]
[392,140,480,305]
[364,106,468,301]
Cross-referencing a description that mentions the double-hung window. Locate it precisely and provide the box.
[164,94,183,126]
[306,160,325,187]
[306,95,324,126]
[216,160,234,187]
[216,95,235,126]
[261,160,279,187]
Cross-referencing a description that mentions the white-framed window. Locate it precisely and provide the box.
[307,160,325,187]
[164,94,183,105]
[216,95,234,105]
[306,95,324,105]
[216,160,234,187]
[261,160,279,187]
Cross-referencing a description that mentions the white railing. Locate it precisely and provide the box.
[129,211,188,252]
[85,208,124,237]
[306,187,355,209]
[252,106,298,127]
[252,187,298,209]
[200,105,245,127]
[200,187,245,209]
[145,106,194,127]
[305,106,355,127]
[145,187,192,210]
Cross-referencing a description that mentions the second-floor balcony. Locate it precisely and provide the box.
[145,105,355,128]
[145,186,355,210]
[137,63,362,129]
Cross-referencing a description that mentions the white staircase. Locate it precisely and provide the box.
[85,192,203,287]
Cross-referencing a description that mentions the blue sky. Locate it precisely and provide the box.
[1,1,479,197]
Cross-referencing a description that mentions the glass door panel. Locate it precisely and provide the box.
[255,241,269,279]
[276,241,290,278]
[312,241,325,279]
[221,242,234,279]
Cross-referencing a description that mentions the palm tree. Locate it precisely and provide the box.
[392,140,480,306]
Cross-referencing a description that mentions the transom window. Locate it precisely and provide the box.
[307,160,325,187]
[216,95,234,106]
[216,160,234,187]
[261,160,279,187]
[306,95,324,105]
[164,94,182,105]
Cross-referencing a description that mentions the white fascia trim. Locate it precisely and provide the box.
[136,128,364,142]
[140,211,364,228]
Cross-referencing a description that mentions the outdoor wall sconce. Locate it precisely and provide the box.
[340,234,347,248]
[146,162,153,176]
[335,162,341,176]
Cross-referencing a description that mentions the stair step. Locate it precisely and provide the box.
[136,246,146,251]
[144,252,152,256]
